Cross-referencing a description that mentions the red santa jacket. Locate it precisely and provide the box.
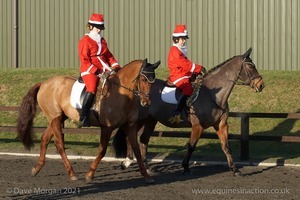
[168,44,202,85]
[78,34,119,76]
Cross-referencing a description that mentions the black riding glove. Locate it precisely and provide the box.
[94,69,101,75]
[201,67,207,74]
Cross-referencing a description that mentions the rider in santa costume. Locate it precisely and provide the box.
[77,13,121,127]
[168,24,206,117]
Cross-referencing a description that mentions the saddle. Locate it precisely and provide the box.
[70,75,108,109]
[161,78,181,104]
[161,76,202,106]
[77,76,84,83]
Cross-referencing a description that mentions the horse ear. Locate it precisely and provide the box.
[152,60,161,69]
[243,47,253,58]
[142,58,148,67]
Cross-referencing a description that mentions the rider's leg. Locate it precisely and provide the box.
[78,92,95,128]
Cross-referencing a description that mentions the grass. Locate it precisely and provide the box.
[0,67,300,164]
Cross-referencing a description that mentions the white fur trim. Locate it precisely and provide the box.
[112,63,119,67]
[81,65,94,76]
[88,20,104,25]
[190,63,196,73]
[173,32,188,37]
[172,76,190,85]
[98,56,112,71]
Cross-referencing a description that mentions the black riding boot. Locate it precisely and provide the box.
[78,92,95,128]
[172,94,189,116]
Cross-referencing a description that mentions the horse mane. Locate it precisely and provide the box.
[122,59,143,68]
[189,55,241,107]
[204,55,239,77]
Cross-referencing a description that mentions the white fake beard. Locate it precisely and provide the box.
[175,43,187,57]
[88,31,101,43]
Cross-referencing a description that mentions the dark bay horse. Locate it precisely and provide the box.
[17,59,160,183]
[113,48,264,175]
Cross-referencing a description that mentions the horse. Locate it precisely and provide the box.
[17,59,160,183]
[112,48,265,175]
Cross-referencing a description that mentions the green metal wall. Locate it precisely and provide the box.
[1,0,299,70]
[0,0,13,68]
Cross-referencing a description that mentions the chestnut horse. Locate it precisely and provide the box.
[17,59,160,183]
[113,48,264,175]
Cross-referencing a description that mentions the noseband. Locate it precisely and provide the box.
[112,66,155,97]
[237,60,263,91]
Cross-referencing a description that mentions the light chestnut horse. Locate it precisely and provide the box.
[113,48,265,175]
[17,59,160,183]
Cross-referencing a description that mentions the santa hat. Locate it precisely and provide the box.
[172,24,189,39]
[88,13,105,30]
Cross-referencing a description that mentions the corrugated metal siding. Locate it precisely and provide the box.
[0,0,13,68]
[0,0,299,70]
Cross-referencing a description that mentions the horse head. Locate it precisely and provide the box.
[135,58,160,107]
[239,47,265,92]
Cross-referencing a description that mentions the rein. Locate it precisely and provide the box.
[106,68,154,97]
[114,81,149,97]
[204,59,262,87]
[134,73,154,97]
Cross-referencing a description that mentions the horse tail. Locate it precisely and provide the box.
[111,128,128,158]
[17,82,42,150]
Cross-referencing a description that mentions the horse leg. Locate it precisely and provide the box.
[215,120,242,176]
[121,119,156,170]
[31,126,53,176]
[121,133,150,171]
[86,127,113,181]
[121,136,134,170]
[51,117,77,180]
[139,118,158,170]
[125,125,154,184]
[182,124,204,175]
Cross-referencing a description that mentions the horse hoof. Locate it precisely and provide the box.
[120,162,126,170]
[121,159,133,170]
[145,178,155,184]
[85,175,93,182]
[234,171,243,177]
[146,168,154,175]
[31,167,37,176]
[70,176,78,181]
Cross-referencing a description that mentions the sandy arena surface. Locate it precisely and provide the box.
[0,154,299,200]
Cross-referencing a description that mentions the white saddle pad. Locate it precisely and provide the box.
[161,87,178,104]
[70,80,85,109]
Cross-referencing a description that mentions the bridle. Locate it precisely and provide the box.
[236,59,263,92]
[132,66,155,97]
[204,58,262,88]
[111,65,155,97]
